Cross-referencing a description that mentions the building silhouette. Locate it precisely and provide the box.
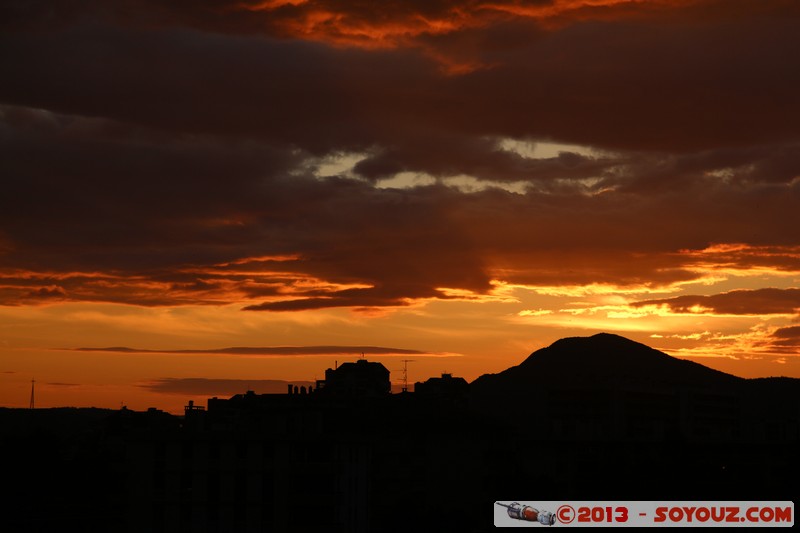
[318,359,391,397]
[414,372,469,398]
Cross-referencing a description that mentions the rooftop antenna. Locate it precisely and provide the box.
[29,379,35,409]
[400,360,415,393]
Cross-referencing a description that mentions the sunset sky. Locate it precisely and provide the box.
[2,0,800,413]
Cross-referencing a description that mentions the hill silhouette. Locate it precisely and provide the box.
[471,332,744,393]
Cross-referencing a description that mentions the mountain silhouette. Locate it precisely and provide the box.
[471,332,743,393]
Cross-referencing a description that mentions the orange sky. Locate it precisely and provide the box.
[2,0,800,413]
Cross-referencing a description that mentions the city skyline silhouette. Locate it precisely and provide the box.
[3,333,797,531]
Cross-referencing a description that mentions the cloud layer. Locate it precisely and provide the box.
[1,0,799,323]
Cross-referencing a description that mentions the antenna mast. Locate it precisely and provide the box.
[400,360,415,393]
[29,379,35,409]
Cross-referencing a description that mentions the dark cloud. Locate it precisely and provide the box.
[3,2,800,153]
[772,326,800,340]
[444,16,800,153]
[352,134,620,184]
[2,108,799,310]
[0,25,432,153]
[0,0,531,38]
[633,288,800,315]
[25,286,68,301]
[241,282,452,311]
[72,345,433,356]
[2,1,800,311]
[755,325,800,354]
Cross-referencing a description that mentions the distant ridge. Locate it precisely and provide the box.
[471,332,743,393]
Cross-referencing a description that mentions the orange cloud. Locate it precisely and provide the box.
[633,288,800,316]
[238,0,479,50]
[228,0,704,72]
[480,0,692,25]
[239,0,699,47]
[680,244,800,274]
[652,323,800,361]
[244,0,309,9]
[4,242,800,313]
